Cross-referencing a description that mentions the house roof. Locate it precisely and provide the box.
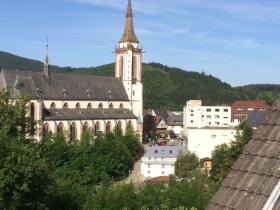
[232,100,269,108]
[246,111,268,128]
[43,108,136,121]
[143,144,183,159]
[207,97,280,210]
[0,69,129,101]
[155,109,183,127]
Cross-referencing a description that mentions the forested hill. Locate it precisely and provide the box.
[0,51,279,109]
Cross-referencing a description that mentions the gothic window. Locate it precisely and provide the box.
[94,121,101,135]
[119,103,124,109]
[30,103,35,135]
[70,122,77,141]
[109,103,114,109]
[98,103,103,109]
[75,103,81,109]
[82,122,89,133]
[119,56,124,79]
[57,122,64,134]
[106,121,111,133]
[50,102,56,109]
[63,103,69,108]
[132,56,137,82]
[116,121,122,134]
[126,120,133,132]
[43,123,49,137]
[87,103,92,109]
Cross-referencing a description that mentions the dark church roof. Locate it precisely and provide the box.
[0,69,129,101]
[43,108,136,121]
[246,111,268,128]
[207,97,280,210]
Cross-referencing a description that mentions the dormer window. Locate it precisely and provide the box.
[62,89,68,97]
[86,89,91,97]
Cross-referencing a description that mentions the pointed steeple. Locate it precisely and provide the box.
[43,37,50,76]
[119,0,139,43]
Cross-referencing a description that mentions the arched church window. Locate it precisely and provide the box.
[98,103,103,109]
[75,103,81,109]
[30,103,35,135]
[106,121,111,133]
[109,103,114,109]
[126,120,133,132]
[132,56,137,82]
[119,103,124,109]
[119,56,124,79]
[94,121,101,135]
[43,123,49,136]
[70,122,77,141]
[50,102,56,109]
[57,122,64,134]
[87,103,92,109]
[63,103,69,108]
[116,121,122,135]
[82,122,89,133]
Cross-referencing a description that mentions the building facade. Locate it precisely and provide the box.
[0,0,143,141]
[141,144,184,178]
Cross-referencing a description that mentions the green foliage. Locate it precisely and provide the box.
[175,152,200,179]
[210,122,253,183]
[256,91,277,105]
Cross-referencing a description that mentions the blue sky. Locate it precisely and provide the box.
[1,0,280,86]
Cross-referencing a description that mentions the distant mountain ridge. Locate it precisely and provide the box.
[0,51,279,109]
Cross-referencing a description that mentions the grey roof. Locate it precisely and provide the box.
[207,97,280,210]
[43,108,136,121]
[143,144,183,159]
[155,109,183,126]
[246,111,268,128]
[0,69,129,101]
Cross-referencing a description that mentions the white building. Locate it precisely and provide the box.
[183,100,237,159]
[141,144,184,178]
[187,127,236,159]
[183,100,232,128]
[0,0,143,141]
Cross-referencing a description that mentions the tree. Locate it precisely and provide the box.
[256,91,276,106]
[175,152,200,179]
[210,122,253,183]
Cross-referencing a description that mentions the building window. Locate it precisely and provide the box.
[119,103,124,109]
[132,56,137,82]
[43,123,49,137]
[206,115,211,119]
[57,122,64,134]
[148,171,150,174]
[206,108,211,112]
[191,114,194,116]
[94,121,101,135]
[63,103,68,108]
[190,120,193,123]
[215,122,220,125]
[87,103,92,109]
[215,109,220,112]
[82,122,89,134]
[248,107,254,111]
[126,120,133,132]
[169,150,173,154]
[109,103,114,109]
[224,109,228,112]
[70,122,77,141]
[50,102,56,109]
[162,171,165,175]
[119,56,124,79]
[98,103,103,109]
[148,164,151,168]
[75,103,81,109]
[106,121,111,133]
[30,103,35,135]
[116,121,122,134]
[155,150,158,154]
[237,107,243,111]
[162,164,165,168]
[215,115,220,119]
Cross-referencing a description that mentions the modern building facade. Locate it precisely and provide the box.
[0,0,143,141]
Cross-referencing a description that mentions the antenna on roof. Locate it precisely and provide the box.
[43,36,50,77]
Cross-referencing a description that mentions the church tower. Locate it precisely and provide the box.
[115,0,143,124]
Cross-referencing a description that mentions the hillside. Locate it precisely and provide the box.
[0,51,279,109]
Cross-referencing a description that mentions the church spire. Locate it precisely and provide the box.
[43,37,50,76]
[119,0,139,43]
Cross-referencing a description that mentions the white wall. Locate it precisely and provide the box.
[187,128,236,159]
[141,157,176,178]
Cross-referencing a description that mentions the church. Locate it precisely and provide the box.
[0,0,143,141]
